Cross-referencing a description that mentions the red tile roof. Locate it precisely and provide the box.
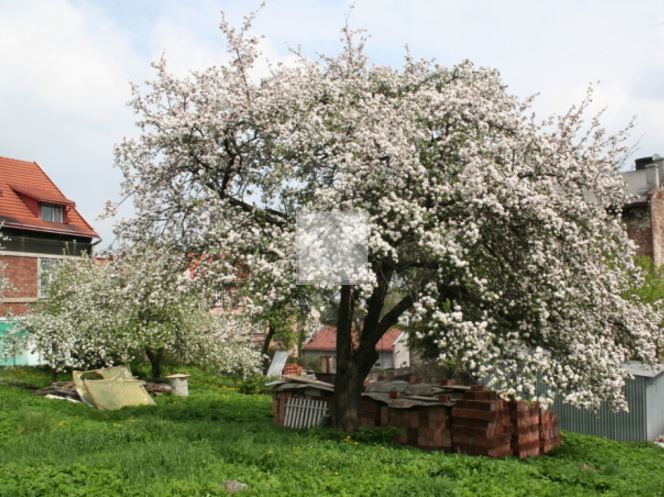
[303,325,404,353]
[9,184,75,206]
[0,156,98,239]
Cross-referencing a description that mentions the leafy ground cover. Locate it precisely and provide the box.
[1,367,663,497]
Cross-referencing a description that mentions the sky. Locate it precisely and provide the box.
[1,0,663,247]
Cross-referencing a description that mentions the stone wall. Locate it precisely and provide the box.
[623,205,654,259]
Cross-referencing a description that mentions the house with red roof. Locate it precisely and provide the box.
[0,156,99,320]
[302,325,410,370]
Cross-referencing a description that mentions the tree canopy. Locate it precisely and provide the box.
[110,10,663,427]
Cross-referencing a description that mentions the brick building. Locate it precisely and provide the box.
[0,156,99,363]
[621,155,664,265]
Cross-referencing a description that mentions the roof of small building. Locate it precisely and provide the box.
[622,361,664,378]
[303,325,405,353]
[0,156,98,239]
[620,159,664,206]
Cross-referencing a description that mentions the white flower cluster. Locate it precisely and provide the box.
[110,14,663,410]
[4,246,261,374]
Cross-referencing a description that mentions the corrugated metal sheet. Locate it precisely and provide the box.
[646,374,664,440]
[538,377,648,442]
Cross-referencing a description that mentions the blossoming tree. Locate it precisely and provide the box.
[17,246,262,378]
[111,12,663,430]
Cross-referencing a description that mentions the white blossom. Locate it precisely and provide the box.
[7,245,261,375]
[108,13,663,411]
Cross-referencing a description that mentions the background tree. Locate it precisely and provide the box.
[626,256,664,307]
[12,246,261,378]
[625,256,664,359]
[111,10,663,430]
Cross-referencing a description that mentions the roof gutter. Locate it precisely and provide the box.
[1,221,100,240]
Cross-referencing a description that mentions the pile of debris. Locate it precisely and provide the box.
[35,366,166,410]
[269,377,562,458]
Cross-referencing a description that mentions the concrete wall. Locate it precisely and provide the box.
[393,334,410,369]
[375,351,393,369]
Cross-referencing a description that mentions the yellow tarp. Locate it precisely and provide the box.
[73,366,156,410]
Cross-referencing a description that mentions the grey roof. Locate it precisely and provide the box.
[620,159,664,205]
[622,361,664,378]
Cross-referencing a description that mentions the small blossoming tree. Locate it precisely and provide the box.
[17,246,261,378]
[111,11,663,430]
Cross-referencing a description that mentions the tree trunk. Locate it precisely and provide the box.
[332,285,359,431]
[331,268,413,432]
[261,324,276,374]
[332,361,367,431]
[145,347,164,379]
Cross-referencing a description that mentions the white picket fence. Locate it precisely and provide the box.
[284,396,328,429]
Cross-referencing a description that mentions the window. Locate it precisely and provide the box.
[41,204,64,223]
[39,258,62,298]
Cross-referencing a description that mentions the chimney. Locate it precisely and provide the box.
[635,154,663,170]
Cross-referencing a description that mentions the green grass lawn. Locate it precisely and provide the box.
[1,367,663,497]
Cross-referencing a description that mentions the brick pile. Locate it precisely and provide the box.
[358,396,381,427]
[509,401,542,458]
[451,386,513,457]
[271,379,561,458]
[272,391,293,426]
[540,409,562,454]
[375,402,452,450]
[281,363,305,376]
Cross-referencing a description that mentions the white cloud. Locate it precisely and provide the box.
[346,0,664,160]
[0,0,142,246]
[149,17,226,76]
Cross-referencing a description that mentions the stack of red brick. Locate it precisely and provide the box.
[272,391,293,425]
[359,396,381,427]
[387,405,451,450]
[509,400,541,458]
[359,396,452,450]
[271,381,561,458]
[451,386,562,458]
[540,410,561,454]
[281,363,305,376]
[451,386,513,457]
